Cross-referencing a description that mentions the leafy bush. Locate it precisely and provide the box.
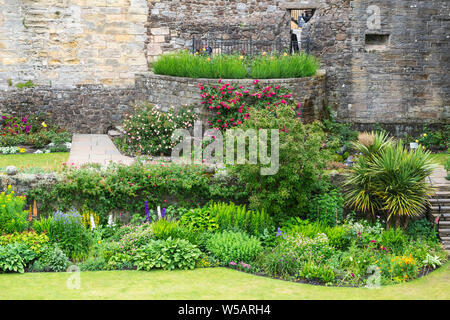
[112,224,153,256]
[0,231,49,254]
[277,233,334,264]
[345,132,438,228]
[151,218,180,240]
[0,186,28,233]
[117,103,198,156]
[233,104,328,219]
[299,262,336,284]
[33,217,54,236]
[0,243,36,273]
[380,228,409,254]
[258,246,300,278]
[307,189,344,226]
[28,163,247,218]
[50,209,92,260]
[179,207,219,232]
[406,219,438,241]
[206,231,262,265]
[282,218,350,250]
[78,257,108,272]
[208,202,273,236]
[133,237,201,271]
[33,244,70,272]
[153,51,319,79]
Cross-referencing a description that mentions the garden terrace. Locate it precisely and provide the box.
[135,70,327,123]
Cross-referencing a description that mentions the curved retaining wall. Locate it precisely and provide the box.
[135,71,327,123]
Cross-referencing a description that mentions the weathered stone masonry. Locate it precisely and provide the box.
[0,0,448,134]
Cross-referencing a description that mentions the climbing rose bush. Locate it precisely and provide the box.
[198,80,300,130]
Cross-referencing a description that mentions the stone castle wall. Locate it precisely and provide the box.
[0,0,148,89]
[0,0,448,134]
[302,0,449,129]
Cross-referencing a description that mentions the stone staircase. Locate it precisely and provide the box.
[429,166,450,252]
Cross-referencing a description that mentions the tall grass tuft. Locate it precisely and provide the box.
[153,51,320,79]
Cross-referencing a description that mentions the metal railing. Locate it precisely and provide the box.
[428,175,443,240]
[191,36,310,56]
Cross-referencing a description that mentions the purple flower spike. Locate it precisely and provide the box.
[162,207,166,220]
[145,201,151,223]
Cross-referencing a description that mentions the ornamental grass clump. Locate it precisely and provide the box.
[344,132,438,228]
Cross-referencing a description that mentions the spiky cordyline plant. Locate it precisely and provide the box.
[345,134,438,228]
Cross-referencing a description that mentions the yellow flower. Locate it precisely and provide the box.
[239,55,244,60]
[42,122,47,128]
[415,140,419,143]
[207,57,211,62]
[98,240,101,244]
[270,56,274,60]
[284,52,288,56]
[423,133,427,137]
[262,52,267,56]
[19,148,26,153]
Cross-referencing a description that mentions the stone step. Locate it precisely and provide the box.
[434,184,450,191]
[439,229,450,235]
[441,237,450,242]
[431,206,450,213]
[433,213,450,220]
[433,191,450,198]
[430,198,450,204]
[438,221,450,226]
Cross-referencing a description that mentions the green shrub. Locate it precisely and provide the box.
[51,209,92,260]
[233,104,328,219]
[33,217,54,236]
[133,237,201,271]
[112,224,153,256]
[299,262,336,284]
[33,244,70,272]
[0,186,29,233]
[277,233,334,264]
[118,103,198,156]
[151,218,180,240]
[206,231,262,265]
[406,219,438,241]
[307,189,344,227]
[28,163,247,218]
[258,247,300,278]
[107,252,133,270]
[380,228,409,254]
[282,218,350,250]
[0,243,36,273]
[78,257,108,271]
[179,207,219,232]
[209,202,273,236]
[0,231,49,254]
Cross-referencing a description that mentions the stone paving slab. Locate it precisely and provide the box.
[68,134,134,167]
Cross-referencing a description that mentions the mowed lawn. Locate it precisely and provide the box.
[0,153,69,172]
[0,263,449,300]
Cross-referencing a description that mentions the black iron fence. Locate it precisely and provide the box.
[191,36,310,56]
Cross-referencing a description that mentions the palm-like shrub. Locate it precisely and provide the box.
[345,132,438,228]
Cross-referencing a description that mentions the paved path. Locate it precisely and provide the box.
[68,134,134,167]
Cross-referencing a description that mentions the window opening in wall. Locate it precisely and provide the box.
[365,34,390,51]
[289,9,315,53]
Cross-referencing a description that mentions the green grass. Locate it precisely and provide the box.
[153,51,320,79]
[0,152,69,172]
[0,264,449,300]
